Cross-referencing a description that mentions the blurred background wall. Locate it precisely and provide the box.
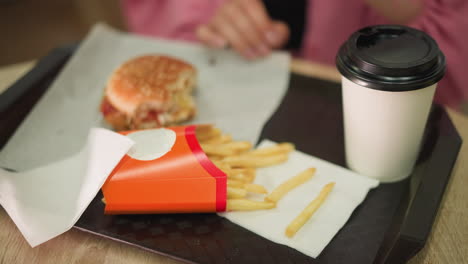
[0,0,125,66]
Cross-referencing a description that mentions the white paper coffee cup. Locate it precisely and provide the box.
[336,25,446,182]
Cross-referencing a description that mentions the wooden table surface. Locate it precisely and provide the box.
[0,59,466,264]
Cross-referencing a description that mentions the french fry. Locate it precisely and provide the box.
[228,141,253,152]
[203,134,233,144]
[201,141,252,156]
[202,143,233,156]
[248,143,295,156]
[213,164,251,183]
[227,187,248,199]
[228,168,246,175]
[243,168,256,183]
[212,160,231,172]
[227,168,247,175]
[265,168,316,203]
[226,168,256,183]
[223,153,288,168]
[285,182,335,238]
[208,155,224,162]
[195,124,213,138]
[196,125,222,142]
[228,173,250,183]
[227,179,245,188]
[227,199,276,211]
[244,168,256,176]
[245,184,268,194]
[198,126,300,213]
[244,168,256,183]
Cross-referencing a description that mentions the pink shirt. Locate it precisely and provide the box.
[122,0,468,109]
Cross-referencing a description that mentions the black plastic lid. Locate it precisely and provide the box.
[336,25,446,91]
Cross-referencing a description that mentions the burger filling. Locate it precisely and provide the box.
[100,91,195,130]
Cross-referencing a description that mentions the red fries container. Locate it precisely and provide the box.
[102,125,227,214]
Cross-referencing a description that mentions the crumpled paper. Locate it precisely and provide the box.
[0,128,133,247]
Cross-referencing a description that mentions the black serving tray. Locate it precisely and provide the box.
[0,45,462,264]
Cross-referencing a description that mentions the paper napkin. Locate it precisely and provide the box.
[219,140,379,258]
[0,128,133,247]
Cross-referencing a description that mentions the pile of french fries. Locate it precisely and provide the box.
[196,125,336,237]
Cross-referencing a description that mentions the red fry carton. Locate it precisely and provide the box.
[102,125,227,214]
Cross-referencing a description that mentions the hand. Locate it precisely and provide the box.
[196,0,289,59]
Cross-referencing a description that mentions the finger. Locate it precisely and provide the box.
[238,0,287,49]
[223,2,271,56]
[210,13,255,59]
[196,25,228,48]
[238,0,272,33]
[266,21,290,48]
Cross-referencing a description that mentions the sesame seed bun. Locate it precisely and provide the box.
[101,55,197,130]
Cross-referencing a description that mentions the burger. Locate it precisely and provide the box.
[100,55,197,130]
